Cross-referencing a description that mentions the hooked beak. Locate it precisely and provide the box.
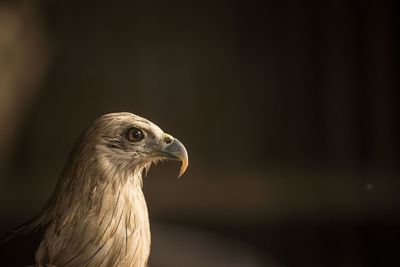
[159,136,189,178]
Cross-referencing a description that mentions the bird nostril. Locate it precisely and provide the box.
[164,136,173,144]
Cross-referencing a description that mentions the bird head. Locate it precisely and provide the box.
[78,112,188,178]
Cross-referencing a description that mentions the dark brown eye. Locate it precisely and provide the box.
[126,127,144,142]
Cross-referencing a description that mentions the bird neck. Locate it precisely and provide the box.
[32,163,151,266]
[38,160,148,225]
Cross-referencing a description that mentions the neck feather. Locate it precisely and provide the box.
[31,159,151,267]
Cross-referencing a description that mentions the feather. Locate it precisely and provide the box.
[0,112,188,267]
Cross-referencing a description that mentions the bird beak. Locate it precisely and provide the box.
[160,137,189,178]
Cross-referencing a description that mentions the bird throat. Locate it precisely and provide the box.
[34,167,151,267]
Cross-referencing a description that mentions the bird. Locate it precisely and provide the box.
[0,112,189,267]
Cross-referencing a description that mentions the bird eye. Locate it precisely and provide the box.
[126,127,144,142]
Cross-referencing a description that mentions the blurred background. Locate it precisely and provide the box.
[0,0,399,266]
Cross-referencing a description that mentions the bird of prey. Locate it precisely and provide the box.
[0,112,188,267]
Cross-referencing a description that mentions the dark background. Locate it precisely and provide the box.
[0,0,399,266]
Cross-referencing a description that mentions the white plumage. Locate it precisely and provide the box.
[0,112,188,267]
